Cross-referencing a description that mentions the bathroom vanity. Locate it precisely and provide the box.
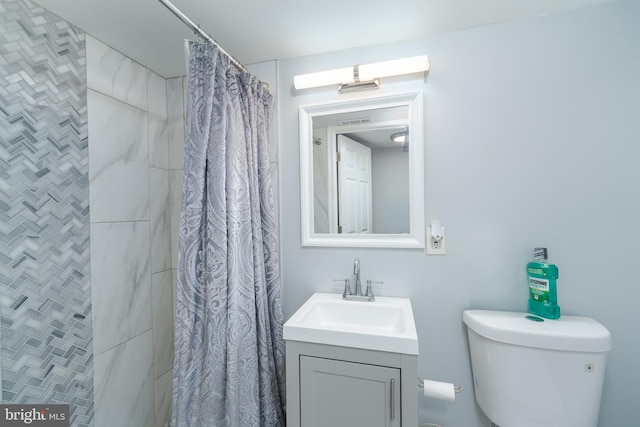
[284,293,419,427]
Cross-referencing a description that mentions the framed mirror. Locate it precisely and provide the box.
[299,91,424,248]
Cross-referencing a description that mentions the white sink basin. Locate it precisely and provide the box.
[283,293,418,355]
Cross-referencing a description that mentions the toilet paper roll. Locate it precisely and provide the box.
[422,379,456,402]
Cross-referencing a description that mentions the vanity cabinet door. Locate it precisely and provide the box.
[300,356,401,427]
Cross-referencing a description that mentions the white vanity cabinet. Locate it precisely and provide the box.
[286,341,418,427]
[283,293,419,427]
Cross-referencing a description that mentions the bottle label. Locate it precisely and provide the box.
[529,277,549,303]
[527,267,546,277]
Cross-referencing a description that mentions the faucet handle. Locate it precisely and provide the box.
[365,280,383,300]
[342,279,353,299]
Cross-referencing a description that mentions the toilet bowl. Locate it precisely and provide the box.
[463,309,611,427]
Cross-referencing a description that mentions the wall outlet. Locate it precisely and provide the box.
[426,226,446,255]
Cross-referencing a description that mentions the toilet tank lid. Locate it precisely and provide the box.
[463,310,612,352]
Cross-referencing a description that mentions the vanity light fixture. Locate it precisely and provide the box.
[293,55,430,93]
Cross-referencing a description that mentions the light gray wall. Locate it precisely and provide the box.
[277,1,639,426]
[372,148,410,234]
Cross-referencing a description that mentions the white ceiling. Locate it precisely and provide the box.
[33,0,615,78]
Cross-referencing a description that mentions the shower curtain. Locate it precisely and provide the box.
[171,42,286,427]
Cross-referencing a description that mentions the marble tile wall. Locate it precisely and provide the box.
[166,75,185,427]
[0,1,93,425]
[93,330,153,427]
[86,36,175,427]
[166,77,184,382]
[167,77,185,278]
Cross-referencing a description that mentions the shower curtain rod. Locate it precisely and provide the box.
[157,0,250,74]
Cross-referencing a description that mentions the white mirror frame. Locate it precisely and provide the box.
[299,91,425,248]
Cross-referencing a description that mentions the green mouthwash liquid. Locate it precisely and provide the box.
[527,247,561,319]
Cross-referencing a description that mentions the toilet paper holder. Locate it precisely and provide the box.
[418,377,463,402]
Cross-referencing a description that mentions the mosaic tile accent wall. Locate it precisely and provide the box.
[0,0,93,425]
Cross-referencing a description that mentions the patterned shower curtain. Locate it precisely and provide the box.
[171,42,286,427]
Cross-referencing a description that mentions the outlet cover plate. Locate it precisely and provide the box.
[426,226,446,255]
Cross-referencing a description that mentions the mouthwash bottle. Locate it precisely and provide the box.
[527,247,561,319]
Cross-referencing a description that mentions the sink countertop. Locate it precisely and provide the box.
[283,292,419,355]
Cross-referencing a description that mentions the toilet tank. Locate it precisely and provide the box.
[463,310,611,427]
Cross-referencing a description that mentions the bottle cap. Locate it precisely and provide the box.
[534,247,548,262]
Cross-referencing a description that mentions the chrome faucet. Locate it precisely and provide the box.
[342,257,376,302]
[353,257,362,297]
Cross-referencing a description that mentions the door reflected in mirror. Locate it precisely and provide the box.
[299,92,424,248]
[312,105,410,235]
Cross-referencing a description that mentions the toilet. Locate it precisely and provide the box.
[463,310,611,427]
